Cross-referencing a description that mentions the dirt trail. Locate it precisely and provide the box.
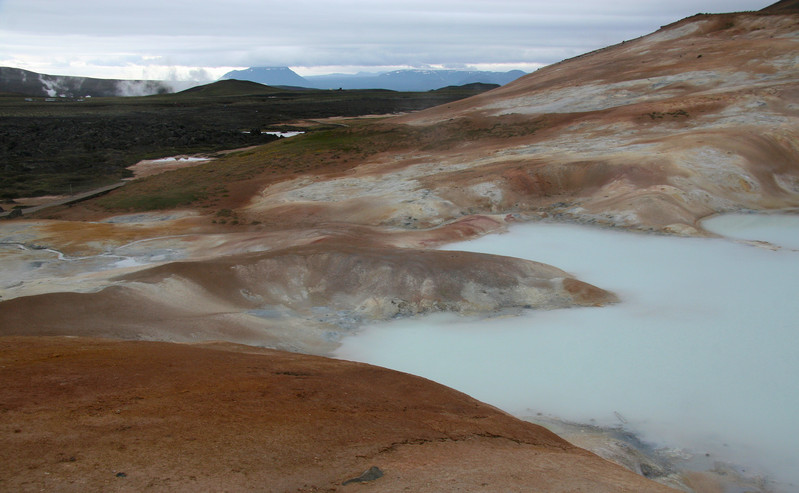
[0,182,126,218]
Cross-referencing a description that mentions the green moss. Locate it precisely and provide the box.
[84,115,553,213]
[97,189,205,211]
[95,172,208,210]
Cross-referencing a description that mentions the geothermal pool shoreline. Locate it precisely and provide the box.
[334,214,799,492]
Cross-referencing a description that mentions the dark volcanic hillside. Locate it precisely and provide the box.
[0,67,172,97]
[175,79,281,96]
[0,80,496,199]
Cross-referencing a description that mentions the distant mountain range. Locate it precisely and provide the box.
[175,79,500,97]
[0,67,173,98]
[220,66,526,91]
[0,65,524,98]
[218,67,309,88]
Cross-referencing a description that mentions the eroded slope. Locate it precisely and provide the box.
[244,11,799,234]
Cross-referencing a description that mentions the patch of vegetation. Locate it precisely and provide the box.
[89,113,555,213]
[0,84,493,199]
[96,181,207,211]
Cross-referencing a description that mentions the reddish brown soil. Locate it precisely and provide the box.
[0,337,676,492]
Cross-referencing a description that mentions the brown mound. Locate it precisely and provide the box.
[119,242,618,314]
[0,336,676,492]
[0,244,617,353]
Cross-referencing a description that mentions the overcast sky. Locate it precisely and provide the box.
[0,0,772,80]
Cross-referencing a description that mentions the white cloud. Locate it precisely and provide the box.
[0,0,772,79]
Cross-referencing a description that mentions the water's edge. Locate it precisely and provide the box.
[335,214,799,492]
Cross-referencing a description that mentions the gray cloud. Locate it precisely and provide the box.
[0,0,771,79]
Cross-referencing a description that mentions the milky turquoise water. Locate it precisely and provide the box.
[702,212,799,250]
[335,215,799,490]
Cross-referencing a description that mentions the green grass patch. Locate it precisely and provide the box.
[91,115,552,212]
[95,172,209,211]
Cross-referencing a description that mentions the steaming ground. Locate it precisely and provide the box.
[335,216,799,492]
